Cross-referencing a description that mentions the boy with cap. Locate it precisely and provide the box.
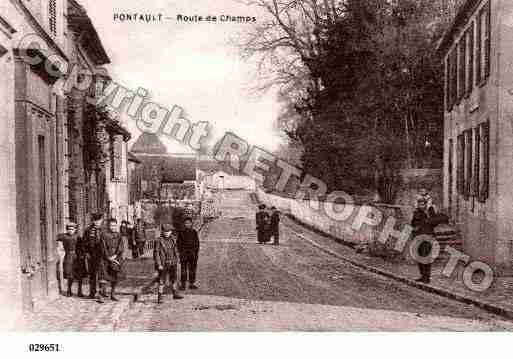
[177,217,200,290]
[56,222,87,297]
[100,218,125,302]
[153,223,183,303]
[83,213,105,300]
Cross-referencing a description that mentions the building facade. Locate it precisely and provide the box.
[440,0,513,274]
[0,0,124,325]
[0,0,69,324]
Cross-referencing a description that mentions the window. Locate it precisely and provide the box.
[457,134,465,195]
[478,121,490,202]
[458,37,466,101]
[49,0,57,37]
[447,47,458,111]
[466,22,475,96]
[474,127,480,197]
[445,58,450,112]
[448,139,454,209]
[465,129,473,199]
[477,1,491,85]
[110,136,123,180]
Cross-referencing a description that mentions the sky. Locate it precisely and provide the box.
[79,0,283,153]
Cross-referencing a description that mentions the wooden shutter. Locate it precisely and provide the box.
[476,8,482,85]
[114,137,123,180]
[466,22,474,96]
[465,129,473,199]
[474,127,480,197]
[457,134,465,195]
[484,1,491,79]
[49,0,57,37]
[445,58,451,112]
[479,121,490,202]
[458,38,466,101]
[448,139,454,209]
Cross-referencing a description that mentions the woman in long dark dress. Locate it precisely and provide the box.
[56,223,87,297]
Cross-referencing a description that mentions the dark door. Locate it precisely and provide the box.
[38,135,49,295]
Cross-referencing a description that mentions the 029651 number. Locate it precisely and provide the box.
[28,344,60,352]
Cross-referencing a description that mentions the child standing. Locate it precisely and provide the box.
[177,217,200,290]
[153,223,183,303]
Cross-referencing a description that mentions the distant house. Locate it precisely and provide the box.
[130,133,198,200]
[438,0,513,273]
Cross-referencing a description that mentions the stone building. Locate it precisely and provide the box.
[439,0,513,273]
[0,0,69,324]
[130,132,198,200]
[66,0,112,230]
[0,0,127,326]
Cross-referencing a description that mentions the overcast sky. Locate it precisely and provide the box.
[80,0,282,153]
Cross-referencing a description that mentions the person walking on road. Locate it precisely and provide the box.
[134,219,146,258]
[83,213,105,300]
[256,204,271,244]
[56,222,87,297]
[270,207,281,246]
[100,218,125,302]
[411,197,439,284]
[153,223,183,303]
[177,217,200,290]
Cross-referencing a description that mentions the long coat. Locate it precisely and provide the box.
[176,229,200,260]
[411,207,439,257]
[102,230,125,282]
[153,234,179,270]
[83,224,106,280]
[56,233,87,280]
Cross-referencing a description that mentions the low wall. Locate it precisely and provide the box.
[256,188,414,259]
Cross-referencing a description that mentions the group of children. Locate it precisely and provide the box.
[255,204,280,245]
[151,217,200,303]
[56,214,124,303]
[56,214,201,304]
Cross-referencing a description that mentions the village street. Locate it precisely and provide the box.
[110,190,513,331]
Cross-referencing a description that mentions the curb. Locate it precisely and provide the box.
[253,192,513,321]
[290,226,513,321]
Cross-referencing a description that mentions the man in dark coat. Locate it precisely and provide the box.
[270,207,280,246]
[411,197,439,284]
[83,213,105,300]
[177,217,200,290]
[153,223,183,303]
[56,223,87,297]
[100,218,125,302]
[134,219,146,258]
[256,204,270,244]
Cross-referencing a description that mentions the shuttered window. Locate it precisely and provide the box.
[484,1,491,79]
[457,134,465,195]
[466,22,474,96]
[110,136,123,181]
[478,121,490,202]
[474,127,480,197]
[458,37,466,101]
[445,58,450,112]
[465,129,473,199]
[448,139,454,209]
[49,0,57,37]
[477,1,491,85]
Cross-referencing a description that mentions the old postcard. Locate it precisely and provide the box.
[1,0,513,351]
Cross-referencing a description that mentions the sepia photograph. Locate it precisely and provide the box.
[1,0,513,355]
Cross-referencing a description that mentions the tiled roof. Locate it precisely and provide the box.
[137,154,197,183]
[130,133,168,154]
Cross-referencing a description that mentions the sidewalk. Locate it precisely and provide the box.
[282,215,513,320]
[20,255,157,331]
